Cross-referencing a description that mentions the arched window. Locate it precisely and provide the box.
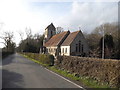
[79,41,81,52]
[76,44,78,52]
[65,48,67,53]
[82,45,84,53]
[62,48,64,53]
[51,31,53,36]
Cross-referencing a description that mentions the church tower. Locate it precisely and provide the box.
[43,23,56,46]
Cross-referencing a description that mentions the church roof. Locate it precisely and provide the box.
[61,31,80,46]
[44,31,70,47]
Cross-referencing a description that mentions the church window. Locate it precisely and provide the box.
[76,44,78,52]
[82,45,84,53]
[51,31,53,36]
[65,48,67,53]
[79,41,81,52]
[62,48,64,53]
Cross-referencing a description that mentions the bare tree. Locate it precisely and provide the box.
[85,22,118,59]
[56,27,64,34]
[25,27,32,39]
[18,31,24,41]
[0,31,16,52]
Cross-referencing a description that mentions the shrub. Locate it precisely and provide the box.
[39,54,54,66]
[22,53,54,66]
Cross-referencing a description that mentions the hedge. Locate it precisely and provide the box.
[2,51,14,59]
[56,56,120,88]
[22,53,54,66]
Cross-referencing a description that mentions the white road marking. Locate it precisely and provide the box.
[44,68,86,90]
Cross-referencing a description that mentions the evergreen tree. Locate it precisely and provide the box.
[99,34,114,58]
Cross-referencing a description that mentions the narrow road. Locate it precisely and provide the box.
[2,53,84,89]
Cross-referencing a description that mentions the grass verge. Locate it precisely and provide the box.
[21,54,111,88]
[49,66,110,88]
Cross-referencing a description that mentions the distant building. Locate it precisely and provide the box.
[42,23,89,56]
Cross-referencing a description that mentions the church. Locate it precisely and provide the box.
[41,23,89,57]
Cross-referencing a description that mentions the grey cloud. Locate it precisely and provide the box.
[56,2,118,33]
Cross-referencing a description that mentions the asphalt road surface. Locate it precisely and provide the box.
[2,53,84,89]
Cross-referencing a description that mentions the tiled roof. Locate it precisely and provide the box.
[61,31,80,46]
[44,31,70,47]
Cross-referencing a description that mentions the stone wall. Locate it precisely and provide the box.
[70,31,89,56]
[55,56,120,87]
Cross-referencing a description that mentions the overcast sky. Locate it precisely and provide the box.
[0,0,118,48]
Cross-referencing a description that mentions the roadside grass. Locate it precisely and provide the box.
[21,54,110,88]
[49,66,110,88]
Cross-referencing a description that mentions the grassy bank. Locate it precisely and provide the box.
[21,53,111,88]
[49,66,110,88]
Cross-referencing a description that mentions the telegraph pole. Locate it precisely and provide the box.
[102,7,105,59]
[102,26,104,59]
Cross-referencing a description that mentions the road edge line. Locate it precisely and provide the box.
[44,67,86,90]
